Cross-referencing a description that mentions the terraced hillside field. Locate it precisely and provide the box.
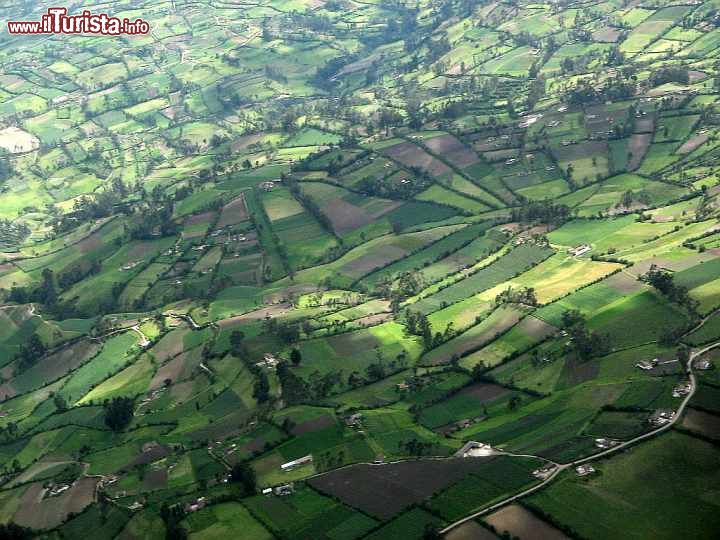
[0,0,719,538]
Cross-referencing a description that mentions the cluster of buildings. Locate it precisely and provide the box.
[256,353,280,370]
[262,483,294,497]
[594,438,619,450]
[672,381,692,398]
[259,181,277,191]
[636,358,660,371]
[455,441,495,458]
[576,464,595,477]
[649,409,675,427]
[532,464,557,480]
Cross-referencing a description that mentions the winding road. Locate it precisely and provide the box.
[439,340,719,535]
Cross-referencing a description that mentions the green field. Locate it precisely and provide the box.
[0,0,719,537]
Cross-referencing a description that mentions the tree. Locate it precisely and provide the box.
[160,503,187,540]
[422,525,442,540]
[253,371,270,403]
[230,462,256,494]
[677,345,690,367]
[53,393,68,411]
[103,397,134,431]
[290,348,302,366]
[0,522,33,540]
[15,334,46,373]
[230,330,246,355]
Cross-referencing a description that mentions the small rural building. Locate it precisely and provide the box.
[256,353,280,370]
[455,441,494,458]
[594,438,619,449]
[345,413,363,427]
[185,496,207,513]
[568,244,592,257]
[636,358,659,371]
[696,359,712,370]
[274,483,294,496]
[259,181,276,191]
[672,382,691,398]
[280,454,313,472]
[533,464,557,479]
[649,409,675,427]
[576,464,595,477]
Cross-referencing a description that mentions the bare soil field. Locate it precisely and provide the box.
[460,382,510,402]
[0,127,40,153]
[446,521,500,540]
[14,477,98,530]
[682,408,720,440]
[292,414,336,435]
[309,457,500,520]
[339,245,410,279]
[628,133,652,170]
[322,198,375,235]
[677,134,708,154]
[382,141,453,177]
[485,504,570,540]
[424,135,480,168]
[217,302,293,327]
[592,27,621,42]
[217,194,248,227]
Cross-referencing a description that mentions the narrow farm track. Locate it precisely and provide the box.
[438,339,719,535]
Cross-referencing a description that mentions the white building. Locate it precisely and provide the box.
[280,454,313,471]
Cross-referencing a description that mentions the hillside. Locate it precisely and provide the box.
[0,0,720,538]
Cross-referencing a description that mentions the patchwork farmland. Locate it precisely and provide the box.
[0,0,719,538]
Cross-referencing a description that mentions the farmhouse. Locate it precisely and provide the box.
[595,438,619,449]
[576,465,595,477]
[533,464,557,479]
[649,409,675,427]
[48,484,70,497]
[262,488,273,496]
[281,454,313,471]
[455,441,495,458]
[274,483,294,496]
[120,260,141,271]
[345,413,363,427]
[696,359,712,370]
[636,358,659,371]
[256,353,280,370]
[568,244,592,257]
[259,181,277,191]
[185,496,208,513]
[672,382,692,398]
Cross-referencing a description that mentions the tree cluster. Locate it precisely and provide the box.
[103,396,134,431]
[561,310,610,361]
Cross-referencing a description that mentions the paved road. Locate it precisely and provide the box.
[439,340,718,535]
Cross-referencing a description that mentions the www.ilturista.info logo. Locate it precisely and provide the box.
[7,7,150,35]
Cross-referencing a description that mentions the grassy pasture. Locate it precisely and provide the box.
[527,432,720,540]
